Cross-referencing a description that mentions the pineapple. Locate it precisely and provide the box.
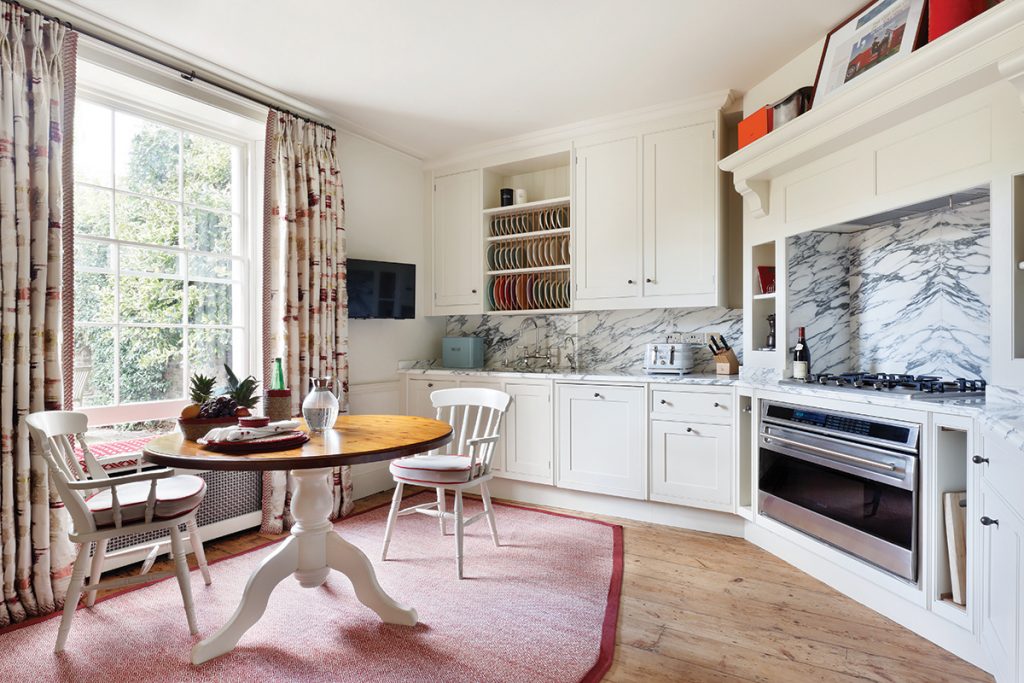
[189,373,217,404]
[223,364,260,410]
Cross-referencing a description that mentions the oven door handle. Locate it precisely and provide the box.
[762,434,898,472]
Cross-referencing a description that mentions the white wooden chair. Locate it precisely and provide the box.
[381,387,511,578]
[26,411,212,652]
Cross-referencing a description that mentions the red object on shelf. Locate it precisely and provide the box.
[928,0,990,41]
[738,106,773,149]
[756,266,776,295]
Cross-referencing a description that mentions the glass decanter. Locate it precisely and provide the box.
[302,377,339,432]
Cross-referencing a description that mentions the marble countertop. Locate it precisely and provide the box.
[399,365,740,386]
[399,363,1024,452]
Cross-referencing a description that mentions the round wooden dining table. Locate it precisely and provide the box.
[143,414,453,665]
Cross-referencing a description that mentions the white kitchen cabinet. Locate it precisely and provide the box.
[642,122,718,303]
[980,480,1023,683]
[650,420,733,511]
[432,169,482,313]
[405,377,458,419]
[574,136,642,301]
[574,116,723,311]
[501,381,553,484]
[556,383,645,499]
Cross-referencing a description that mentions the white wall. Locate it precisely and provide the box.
[742,40,824,117]
[337,132,443,385]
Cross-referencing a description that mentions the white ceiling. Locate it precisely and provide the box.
[66,0,863,160]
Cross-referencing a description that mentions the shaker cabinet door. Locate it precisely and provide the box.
[574,137,642,302]
[556,384,645,499]
[406,378,457,420]
[980,481,1023,683]
[650,420,733,511]
[432,169,482,312]
[501,381,554,484]
[642,122,718,302]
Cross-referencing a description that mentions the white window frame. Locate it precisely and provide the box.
[74,84,263,426]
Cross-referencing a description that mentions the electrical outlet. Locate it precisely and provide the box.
[679,333,705,345]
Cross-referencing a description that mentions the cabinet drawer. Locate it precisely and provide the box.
[981,430,1024,506]
[651,388,731,423]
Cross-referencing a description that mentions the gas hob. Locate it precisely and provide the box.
[782,372,987,401]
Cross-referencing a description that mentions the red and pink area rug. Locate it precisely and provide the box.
[0,492,622,682]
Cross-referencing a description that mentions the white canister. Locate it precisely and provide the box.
[514,188,527,205]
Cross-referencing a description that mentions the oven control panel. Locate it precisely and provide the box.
[763,402,919,452]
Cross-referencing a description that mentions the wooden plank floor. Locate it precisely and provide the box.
[99,489,993,683]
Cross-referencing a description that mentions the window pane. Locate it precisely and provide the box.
[188,328,234,384]
[74,239,110,270]
[184,132,233,211]
[115,193,179,246]
[74,327,115,407]
[75,186,112,237]
[74,272,114,322]
[120,276,183,323]
[121,246,180,276]
[114,112,180,200]
[190,253,234,280]
[184,208,234,253]
[74,101,112,186]
[188,281,232,325]
[119,327,184,403]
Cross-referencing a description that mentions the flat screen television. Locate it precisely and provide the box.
[347,259,416,319]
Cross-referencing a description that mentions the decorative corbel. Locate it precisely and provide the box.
[733,177,770,219]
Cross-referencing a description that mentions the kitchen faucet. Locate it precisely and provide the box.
[563,335,578,372]
[513,317,552,369]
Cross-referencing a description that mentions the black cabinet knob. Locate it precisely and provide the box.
[713,402,721,408]
[972,455,989,465]
[645,278,653,283]
[594,393,602,399]
[471,289,477,294]
[980,516,999,527]
[627,279,635,284]
[427,383,434,388]
[686,427,694,433]
[660,399,668,405]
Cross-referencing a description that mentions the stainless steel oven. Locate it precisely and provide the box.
[758,400,921,582]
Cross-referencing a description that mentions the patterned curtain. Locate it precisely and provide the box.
[0,5,76,625]
[261,110,352,533]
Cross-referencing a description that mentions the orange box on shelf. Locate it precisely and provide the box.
[738,106,773,149]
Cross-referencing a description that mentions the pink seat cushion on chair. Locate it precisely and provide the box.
[390,455,475,484]
[85,475,206,527]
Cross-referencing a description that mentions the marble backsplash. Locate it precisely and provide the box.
[445,307,743,374]
[787,199,990,379]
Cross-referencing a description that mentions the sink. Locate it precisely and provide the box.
[494,366,567,374]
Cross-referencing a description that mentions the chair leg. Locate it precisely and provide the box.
[85,538,108,607]
[480,481,500,547]
[454,490,464,579]
[381,481,404,561]
[436,487,447,536]
[169,524,198,635]
[55,542,91,652]
[186,516,212,586]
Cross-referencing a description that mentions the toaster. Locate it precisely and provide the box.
[643,343,694,375]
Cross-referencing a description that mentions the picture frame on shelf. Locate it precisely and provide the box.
[811,0,927,108]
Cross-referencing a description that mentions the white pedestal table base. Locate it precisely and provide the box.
[191,467,417,665]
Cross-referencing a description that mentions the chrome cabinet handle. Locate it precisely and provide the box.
[972,455,989,465]
[743,406,752,413]
[763,434,898,472]
[980,516,1000,527]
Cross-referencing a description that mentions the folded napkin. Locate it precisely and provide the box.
[201,420,301,444]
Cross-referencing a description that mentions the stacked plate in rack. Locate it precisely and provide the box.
[488,273,570,311]
[487,235,570,270]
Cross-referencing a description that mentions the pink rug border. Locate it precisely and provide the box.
[0,491,624,683]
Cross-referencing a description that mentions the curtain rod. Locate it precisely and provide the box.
[16,1,336,131]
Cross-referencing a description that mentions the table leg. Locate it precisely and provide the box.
[191,467,417,665]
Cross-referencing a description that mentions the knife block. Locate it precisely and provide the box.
[714,348,739,375]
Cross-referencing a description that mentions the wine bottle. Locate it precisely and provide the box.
[271,357,286,390]
[793,327,811,380]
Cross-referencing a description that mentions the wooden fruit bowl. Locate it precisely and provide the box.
[178,416,238,442]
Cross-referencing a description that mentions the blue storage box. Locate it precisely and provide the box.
[442,336,484,369]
